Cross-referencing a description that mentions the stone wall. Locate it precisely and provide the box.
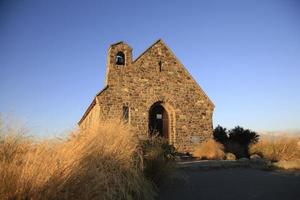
[79,40,214,153]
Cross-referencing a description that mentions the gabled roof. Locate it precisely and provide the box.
[109,41,132,50]
[78,86,108,125]
[133,39,163,63]
[134,39,215,107]
[110,41,124,46]
[96,85,109,96]
[78,39,214,126]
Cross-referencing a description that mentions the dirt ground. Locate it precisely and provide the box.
[158,168,300,200]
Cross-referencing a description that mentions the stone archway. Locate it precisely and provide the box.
[148,102,169,138]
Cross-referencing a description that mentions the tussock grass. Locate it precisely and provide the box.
[141,136,176,188]
[193,139,225,160]
[250,134,300,162]
[0,118,155,200]
[273,160,300,170]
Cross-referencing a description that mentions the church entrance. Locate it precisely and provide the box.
[149,102,169,138]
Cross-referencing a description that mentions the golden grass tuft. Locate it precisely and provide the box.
[273,160,300,170]
[250,134,300,162]
[0,118,155,200]
[193,139,225,160]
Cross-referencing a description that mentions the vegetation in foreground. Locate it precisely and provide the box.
[0,117,175,200]
[193,125,259,160]
[141,136,176,188]
[250,134,300,169]
[193,139,225,160]
[1,115,299,200]
[213,125,259,158]
[193,124,300,170]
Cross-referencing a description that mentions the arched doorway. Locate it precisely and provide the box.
[149,102,169,138]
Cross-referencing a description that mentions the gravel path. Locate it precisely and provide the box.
[158,168,300,200]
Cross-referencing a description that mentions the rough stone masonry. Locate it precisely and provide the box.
[78,39,214,153]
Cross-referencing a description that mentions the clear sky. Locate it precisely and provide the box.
[1,0,300,136]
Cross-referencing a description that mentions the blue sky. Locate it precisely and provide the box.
[1,0,300,136]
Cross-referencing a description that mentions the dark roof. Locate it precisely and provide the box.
[77,86,108,125]
[96,85,109,96]
[110,41,124,46]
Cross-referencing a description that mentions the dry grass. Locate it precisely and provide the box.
[141,136,176,187]
[193,139,225,160]
[0,118,155,200]
[250,134,300,162]
[273,160,300,170]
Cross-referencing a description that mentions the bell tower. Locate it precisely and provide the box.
[105,41,132,86]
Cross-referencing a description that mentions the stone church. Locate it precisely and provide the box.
[78,39,214,152]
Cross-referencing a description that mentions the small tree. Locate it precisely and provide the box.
[213,125,259,158]
[228,126,259,158]
[228,126,259,146]
[213,125,228,143]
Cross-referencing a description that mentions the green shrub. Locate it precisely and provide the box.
[224,142,247,159]
[140,136,176,188]
[229,126,259,146]
[213,125,228,143]
[213,125,259,158]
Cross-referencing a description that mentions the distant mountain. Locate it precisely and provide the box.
[258,129,300,136]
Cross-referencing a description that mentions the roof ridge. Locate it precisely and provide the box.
[132,39,164,63]
[110,41,124,47]
[78,85,109,125]
[160,41,215,107]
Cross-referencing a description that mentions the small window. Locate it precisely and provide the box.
[156,114,162,119]
[122,106,129,122]
[158,61,162,72]
[116,52,125,65]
